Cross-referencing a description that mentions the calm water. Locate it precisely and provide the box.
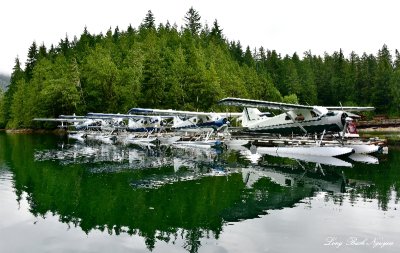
[0,132,399,253]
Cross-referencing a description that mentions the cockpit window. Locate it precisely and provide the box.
[295,114,304,121]
[310,111,317,117]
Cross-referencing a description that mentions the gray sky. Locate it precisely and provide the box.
[1,0,399,75]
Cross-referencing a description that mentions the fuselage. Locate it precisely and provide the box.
[243,109,347,134]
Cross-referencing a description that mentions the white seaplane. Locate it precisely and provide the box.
[34,114,100,131]
[218,97,374,135]
[218,97,383,156]
[128,108,241,132]
[86,112,170,133]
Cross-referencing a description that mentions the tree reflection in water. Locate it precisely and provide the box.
[0,133,398,252]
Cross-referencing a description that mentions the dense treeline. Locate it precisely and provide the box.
[0,8,399,129]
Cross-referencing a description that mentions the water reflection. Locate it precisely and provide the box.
[0,133,399,252]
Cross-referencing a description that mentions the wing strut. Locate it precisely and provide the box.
[281,107,307,134]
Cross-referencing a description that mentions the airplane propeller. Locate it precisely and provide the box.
[222,117,230,126]
[339,102,354,140]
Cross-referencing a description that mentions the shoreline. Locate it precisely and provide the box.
[2,128,67,135]
[358,127,400,133]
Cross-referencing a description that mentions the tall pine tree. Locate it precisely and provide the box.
[184,7,201,35]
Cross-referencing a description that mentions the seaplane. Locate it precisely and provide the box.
[218,97,375,135]
[128,108,241,132]
[33,114,99,131]
[86,112,170,133]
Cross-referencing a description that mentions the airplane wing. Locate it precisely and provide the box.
[86,112,172,119]
[129,108,224,117]
[59,114,86,119]
[218,97,313,110]
[325,106,375,112]
[33,118,87,122]
[216,112,242,118]
[219,97,375,112]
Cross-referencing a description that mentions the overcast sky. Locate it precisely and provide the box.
[1,0,399,75]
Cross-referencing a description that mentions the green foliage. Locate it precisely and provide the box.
[8,79,27,128]
[3,58,24,127]
[390,69,400,114]
[1,9,400,129]
[282,94,299,104]
[210,19,224,43]
[25,41,38,81]
[372,45,393,113]
[0,88,5,128]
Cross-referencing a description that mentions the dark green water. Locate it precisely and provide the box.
[0,133,399,253]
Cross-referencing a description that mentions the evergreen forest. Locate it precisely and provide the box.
[1,8,400,129]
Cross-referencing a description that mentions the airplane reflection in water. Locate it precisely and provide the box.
[35,142,219,170]
[34,139,380,191]
[227,142,379,166]
[24,136,387,252]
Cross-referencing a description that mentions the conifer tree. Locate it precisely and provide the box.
[184,7,201,35]
[281,55,300,97]
[25,41,38,80]
[38,43,47,59]
[210,19,223,42]
[257,46,267,72]
[358,53,377,105]
[265,50,282,90]
[372,45,393,112]
[229,41,243,63]
[113,26,120,42]
[141,10,156,30]
[9,79,27,128]
[3,58,24,125]
[344,51,359,104]
[243,46,255,67]
[394,49,400,70]
[127,24,134,34]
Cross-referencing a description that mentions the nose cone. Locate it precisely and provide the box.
[345,117,353,122]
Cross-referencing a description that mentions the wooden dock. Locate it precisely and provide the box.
[357,119,400,129]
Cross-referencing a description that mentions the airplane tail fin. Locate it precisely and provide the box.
[128,118,139,128]
[173,116,183,127]
[241,108,262,127]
